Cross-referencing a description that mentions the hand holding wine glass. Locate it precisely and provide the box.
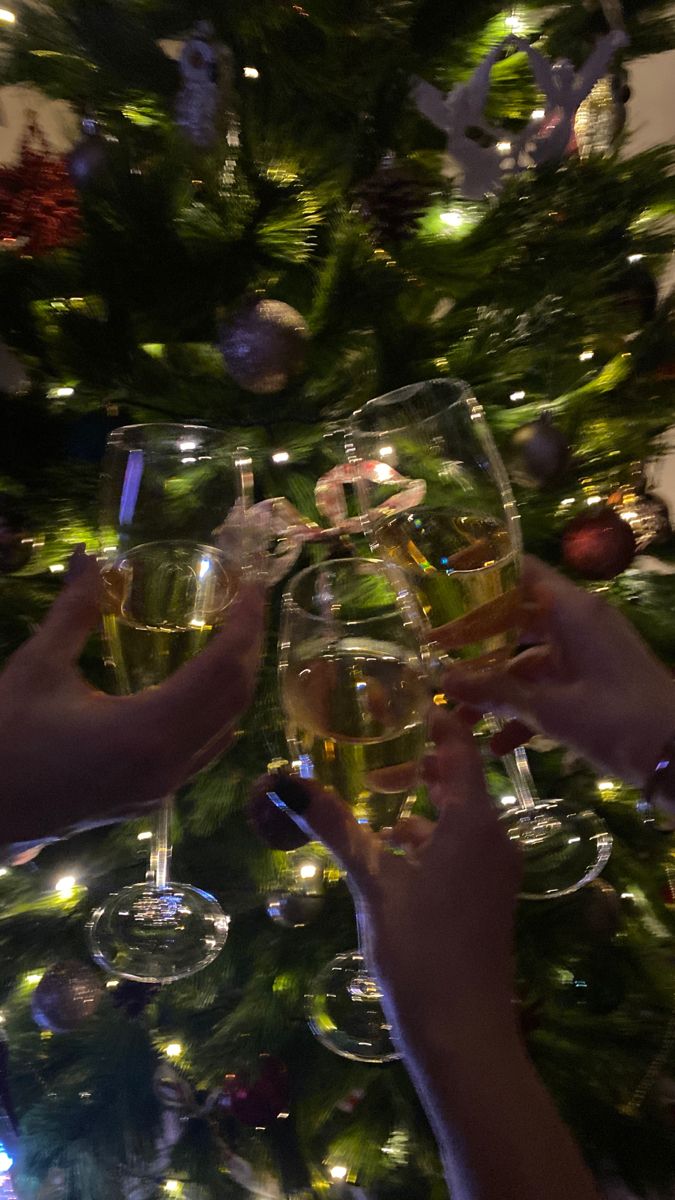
[0,547,265,855]
[274,710,602,1200]
[445,555,675,795]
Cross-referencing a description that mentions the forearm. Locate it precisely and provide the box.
[398,1014,601,1200]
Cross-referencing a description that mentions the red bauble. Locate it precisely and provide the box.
[561,507,636,580]
[247,772,311,851]
[221,1055,289,1127]
[0,117,80,256]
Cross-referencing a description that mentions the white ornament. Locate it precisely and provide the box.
[174,21,238,150]
[413,30,628,199]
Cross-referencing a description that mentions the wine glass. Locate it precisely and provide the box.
[87,424,251,982]
[347,379,612,900]
[279,557,430,1060]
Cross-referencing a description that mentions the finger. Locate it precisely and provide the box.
[140,582,265,752]
[267,776,383,898]
[384,814,435,853]
[489,719,534,756]
[442,645,556,718]
[33,549,102,664]
[424,710,492,826]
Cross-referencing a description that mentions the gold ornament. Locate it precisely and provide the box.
[574,76,619,158]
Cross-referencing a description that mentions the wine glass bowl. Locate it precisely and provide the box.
[348,379,613,899]
[280,557,429,833]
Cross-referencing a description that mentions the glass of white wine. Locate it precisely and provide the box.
[280,557,430,1061]
[348,379,612,899]
[87,423,251,983]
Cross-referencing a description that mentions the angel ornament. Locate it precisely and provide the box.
[175,20,239,150]
[413,29,628,200]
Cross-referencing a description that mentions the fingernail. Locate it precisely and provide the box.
[267,774,311,815]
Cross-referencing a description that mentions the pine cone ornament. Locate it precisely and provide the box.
[355,158,429,243]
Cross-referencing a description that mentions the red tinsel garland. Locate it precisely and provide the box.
[0,114,81,256]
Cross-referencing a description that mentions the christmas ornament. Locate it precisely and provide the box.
[266,891,324,928]
[88,879,230,984]
[0,116,80,256]
[561,505,636,579]
[0,343,29,397]
[354,155,430,243]
[0,497,34,575]
[573,73,626,158]
[248,771,312,851]
[307,952,399,1063]
[31,962,103,1033]
[175,21,237,150]
[511,413,570,486]
[220,1056,289,1128]
[413,30,628,199]
[67,117,111,190]
[219,300,309,394]
[608,483,670,552]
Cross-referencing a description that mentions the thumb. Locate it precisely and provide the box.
[269,775,382,899]
[35,547,102,664]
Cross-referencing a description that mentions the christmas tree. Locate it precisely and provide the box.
[1,0,675,1196]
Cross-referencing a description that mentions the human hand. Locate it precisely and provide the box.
[444,555,675,790]
[0,548,265,850]
[272,710,521,1053]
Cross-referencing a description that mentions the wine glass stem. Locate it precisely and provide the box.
[487,715,538,813]
[147,794,173,889]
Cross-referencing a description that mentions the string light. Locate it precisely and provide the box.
[164,1041,183,1058]
[298,861,318,880]
[439,209,465,228]
[0,1148,13,1172]
[500,794,517,806]
[329,1165,348,1181]
[597,779,616,792]
[586,495,603,506]
[579,349,594,362]
[164,1183,180,1195]
[496,140,512,154]
[54,874,77,899]
[47,385,75,399]
[0,10,16,23]
[243,66,259,78]
[137,830,153,841]
[49,563,65,573]
[26,972,43,986]
[509,390,525,401]
[531,107,545,119]
[505,12,524,31]
[627,253,644,263]
[272,450,290,463]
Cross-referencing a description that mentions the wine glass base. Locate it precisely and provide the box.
[502,800,613,901]
[307,951,400,1063]
[87,882,230,984]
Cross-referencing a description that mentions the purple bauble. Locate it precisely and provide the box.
[218,299,309,394]
[31,962,103,1033]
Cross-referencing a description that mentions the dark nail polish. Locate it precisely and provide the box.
[267,773,311,815]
